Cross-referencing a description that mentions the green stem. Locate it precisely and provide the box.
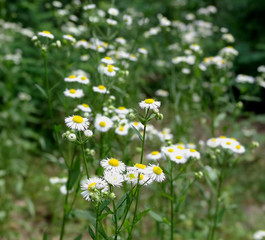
[95,207,99,240]
[170,160,174,240]
[79,132,90,179]
[209,172,224,240]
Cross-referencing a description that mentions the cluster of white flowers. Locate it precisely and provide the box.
[206,136,245,154]
[81,158,166,201]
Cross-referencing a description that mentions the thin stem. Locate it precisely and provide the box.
[95,207,99,240]
[209,172,224,240]
[79,132,90,179]
[170,160,174,240]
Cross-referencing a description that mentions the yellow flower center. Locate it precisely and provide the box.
[151,151,159,155]
[81,39,87,42]
[81,76,87,80]
[103,42,108,47]
[88,182,96,191]
[105,56,112,60]
[129,173,136,180]
[73,115,84,123]
[118,106,126,110]
[133,122,139,126]
[139,174,144,180]
[97,45,102,49]
[43,31,51,34]
[236,145,241,149]
[98,85,106,90]
[144,98,155,104]
[119,126,124,132]
[153,166,162,175]
[176,156,182,159]
[190,149,196,153]
[107,65,114,72]
[220,136,226,138]
[69,75,76,79]
[168,148,174,153]
[82,104,89,108]
[108,158,120,167]
[67,34,73,38]
[99,121,106,127]
[226,142,231,145]
[135,163,146,169]
[177,146,184,150]
[211,138,216,142]
[69,89,76,94]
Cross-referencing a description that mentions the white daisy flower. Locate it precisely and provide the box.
[155,89,169,97]
[64,75,78,82]
[100,158,126,173]
[115,106,129,115]
[127,163,147,174]
[38,31,54,39]
[115,37,126,45]
[77,76,90,84]
[63,34,76,42]
[129,54,138,62]
[124,170,138,184]
[92,85,110,94]
[146,164,165,182]
[64,88,84,98]
[123,14,133,25]
[139,98,161,110]
[103,65,119,77]
[221,138,239,150]
[254,230,265,240]
[103,171,124,187]
[84,4,96,10]
[101,56,115,65]
[125,170,152,186]
[65,115,89,131]
[115,125,129,136]
[190,43,200,52]
[49,177,60,184]
[75,39,89,49]
[206,138,221,148]
[172,152,188,164]
[138,48,148,55]
[146,151,163,161]
[106,19,118,25]
[108,8,119,16]
[94,115,113,132]
[77,103,92,112]
[161,146,179,156]
[81,177,108,201]
[232,144,245,154]
[185,149,200,159]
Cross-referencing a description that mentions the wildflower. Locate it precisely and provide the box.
[139,98,161,110]
[106,19,118,25]
[67,133,77,142]
[64,75,78,82]
[38,31,54,39]
[77,76,90,84]
[49,177,67,184]
[190,43,200,52]
[103,171,124,187]
[146,164,165,182]
[232,144,245,154]
[93,85,110,94]
[123,14,133,25]
[206,138,221,148]
[108,8,119,16]
[236,74,255,84]
[103,65,119,77]
[221,138,239,150]
[101,158,126,173]
[254,230,265,240]
[63,34,76,42]
[115,37,126,45]
[146,151,163,161]
[155,89,169,97]
[64,88,84,98]
[220,46,238,57]
[130,121,144,130]
[128,163,147,174]
[101,56,115,65]
[115,106,129,115]
[94,115,113,132]
[185,148,200,159]
[65,115,89,131]
[77,103,92,112]
[84,4,96,10]
[84,130,93,137]
[75,39,89,49]
[138,48,148,55]
[115,125,129,136]
[81,177,108,201]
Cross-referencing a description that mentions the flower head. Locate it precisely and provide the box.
[65,115,89,131]
[139,98,161,110]
[95,115,113,132]
[101,158,126,173]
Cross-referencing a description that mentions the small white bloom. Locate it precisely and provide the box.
[115,124,129,136]
[64,88,84,98]
[93,85,110,94]
[38,31,54,39]
[77,103,92,112]
[146,151,163,161]
[206,138,221,148]
[106,19,118,25]
[65,115,89,131]
[84,4,96,10]
[63,34,76,42]
[139,98,161,110]
[115,37,126,45]
[101,158,126,173]
[108,8,119,16]
[146,164,165,182]
[104,171,124,187]
[77,76,90,84]
[101,56,115,65]
[64,75,78,82]
[95,115,113,132]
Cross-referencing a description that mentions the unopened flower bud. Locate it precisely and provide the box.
[194,171,203,179]
[84,130,93,137]
[67,133,76,142]
[109,192,116,200]
[236,101,243,109]
[251,141,259,149]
